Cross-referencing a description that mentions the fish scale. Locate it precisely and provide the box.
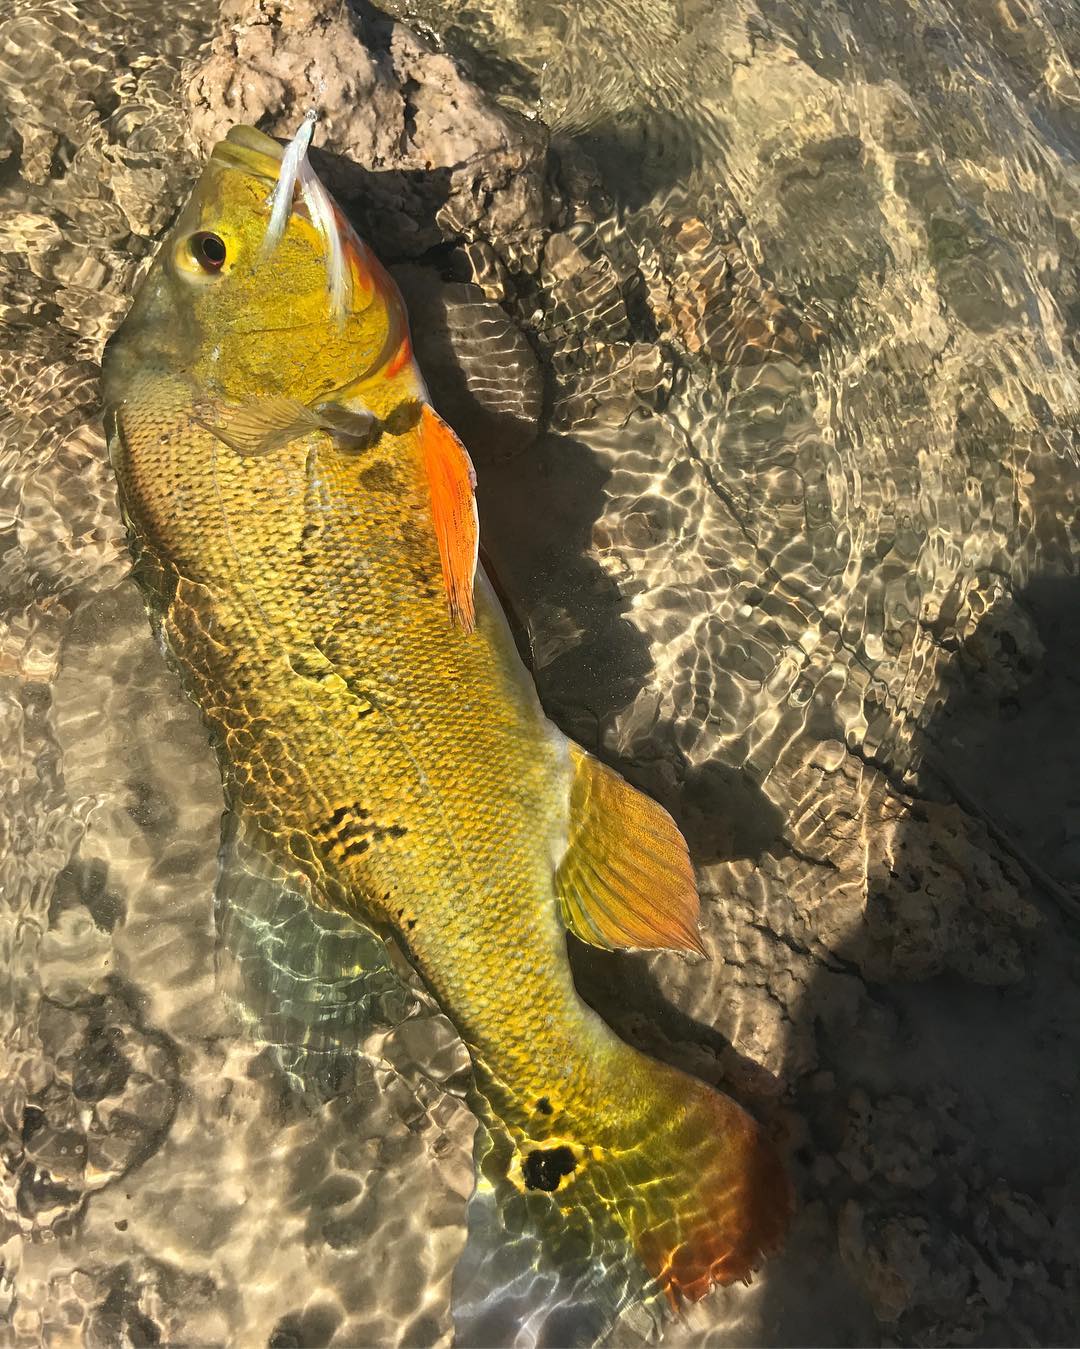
[102,119,791,1315]
[121,378,585,1068]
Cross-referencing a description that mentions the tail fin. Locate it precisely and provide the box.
[622,1063,792,1306]
[454,1055,791,1338]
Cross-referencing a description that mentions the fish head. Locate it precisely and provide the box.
[104,123,410,412]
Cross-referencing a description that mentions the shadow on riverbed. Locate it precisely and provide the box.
[752,571,1080,1347]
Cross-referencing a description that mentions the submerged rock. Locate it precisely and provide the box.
[184,0,553,259]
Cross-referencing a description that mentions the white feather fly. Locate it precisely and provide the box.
[261,110,351,324]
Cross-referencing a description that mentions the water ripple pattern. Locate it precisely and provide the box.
[2,0,1080,1344]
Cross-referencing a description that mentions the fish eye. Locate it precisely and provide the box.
[189,231,227,273]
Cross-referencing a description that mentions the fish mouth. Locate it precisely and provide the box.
[210,125,286,183]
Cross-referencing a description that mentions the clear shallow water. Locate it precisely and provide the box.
[2,0,1079,1345]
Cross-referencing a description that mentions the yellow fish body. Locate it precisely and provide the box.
[102,123,790,1308]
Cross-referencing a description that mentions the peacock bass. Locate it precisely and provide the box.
[101,117,790,1308]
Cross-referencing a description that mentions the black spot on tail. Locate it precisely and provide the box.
[536,1097,553,1116]
[523,1146,576,1192]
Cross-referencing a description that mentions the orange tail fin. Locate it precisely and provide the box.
[453,1058,790,1338]
[624,1067,792,1305]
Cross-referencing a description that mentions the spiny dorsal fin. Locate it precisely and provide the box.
[556,745,706,955]
[419,404,478,634]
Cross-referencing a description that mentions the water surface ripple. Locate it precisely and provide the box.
[2,0,1079,1344]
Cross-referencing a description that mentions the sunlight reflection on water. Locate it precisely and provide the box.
[2,0,1079,1343]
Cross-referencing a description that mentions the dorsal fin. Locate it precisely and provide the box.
[419,404,478,634]
[556,745,706,955]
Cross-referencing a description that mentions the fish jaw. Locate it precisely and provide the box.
[218,118,418,393]
[215,118,396,348]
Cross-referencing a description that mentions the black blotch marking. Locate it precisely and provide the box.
[324,805,352,831]
[384,399,423,436]
[326,818,408,863]
[536,1097,553,1116]
[406,918,417,930]
[359,460,399,494]
[523,1145,576,1192]
[313,803,370,839]
[337,818,374,843]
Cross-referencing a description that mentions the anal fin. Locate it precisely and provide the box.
[556,746,706,955]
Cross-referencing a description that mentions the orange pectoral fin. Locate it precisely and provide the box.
[420,404,478,634]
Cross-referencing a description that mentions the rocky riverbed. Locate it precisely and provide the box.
[1,0,1079,1343]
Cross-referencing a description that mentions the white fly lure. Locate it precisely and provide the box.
[261,110,351,323]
